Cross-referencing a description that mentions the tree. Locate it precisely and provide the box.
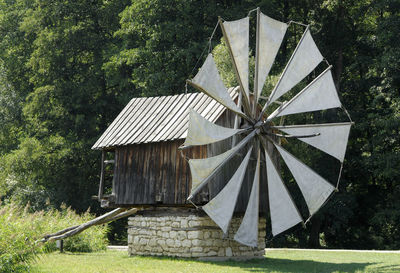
[104,0,259,97]
[0,0,129,211]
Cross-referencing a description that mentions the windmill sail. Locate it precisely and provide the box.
[203,148,252,234]
[189,148,236,196]
[256,13,288,100]
[265,149,303,236]
[274,144,335,216]
[269,67,341,119]
[181,10,352,248]
[188,130,257,198]
[183,109,243,147]
[267,28,323,106]
[234,150,260,247]
[187,53,245,118]
[222,17,250,98]
[273,123,352,162]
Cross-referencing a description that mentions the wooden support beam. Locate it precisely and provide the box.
[98,150,105,201]
[39,207,140,243]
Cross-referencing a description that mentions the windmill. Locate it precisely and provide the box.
[181,8,353,247]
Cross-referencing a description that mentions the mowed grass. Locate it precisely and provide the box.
[31,249,400,273]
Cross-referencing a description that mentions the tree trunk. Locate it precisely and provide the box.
[334,0,345,92]
[308,215,322,248]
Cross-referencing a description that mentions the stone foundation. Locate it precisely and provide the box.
[127,210,266,259]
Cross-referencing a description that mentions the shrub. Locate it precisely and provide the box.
[0,203,108,272]
[41,205,109,253]
[0,204,40,272]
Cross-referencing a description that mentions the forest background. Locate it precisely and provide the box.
[0,0,399,250]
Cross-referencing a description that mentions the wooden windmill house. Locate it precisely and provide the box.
[92,87,267,210]
[92,87,268,258]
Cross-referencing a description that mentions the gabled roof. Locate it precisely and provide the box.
[92,87,238,149]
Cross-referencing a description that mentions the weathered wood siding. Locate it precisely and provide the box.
[113,140,208,205]
[112,109,271,212]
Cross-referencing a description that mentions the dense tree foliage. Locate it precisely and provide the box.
[0,0,398,249]
[0,0,131,210]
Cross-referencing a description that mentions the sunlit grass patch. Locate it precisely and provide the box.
[32,249,400,273]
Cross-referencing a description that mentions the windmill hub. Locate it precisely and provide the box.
[253,120,263,129]
[252,121,270,136]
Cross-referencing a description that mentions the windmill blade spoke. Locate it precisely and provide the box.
[274,143,335,216]
[264,145,303,236]
[260,27,323,118]
[188,129,258,199]
[273,122,353,162]
[220,17,250,104]
[267,67,341,120]
[269,132,321,139]
[234,146,260,247]
[181,109,246,148]
[187,53,250,122]
[255,12,288,104]
[202,147,253,234]
[189,148,236,197]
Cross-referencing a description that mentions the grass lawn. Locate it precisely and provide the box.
[31,249,400,273]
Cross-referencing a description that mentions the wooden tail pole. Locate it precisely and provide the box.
[39,207,140,243]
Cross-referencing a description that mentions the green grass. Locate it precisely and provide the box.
[31,249,400,273]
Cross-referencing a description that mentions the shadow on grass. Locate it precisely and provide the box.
[198,257,374,273]
[123,254,375,273]
[370,264,400,273]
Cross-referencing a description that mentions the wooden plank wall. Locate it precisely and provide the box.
[113,109,270,213]
[113,140,208,205]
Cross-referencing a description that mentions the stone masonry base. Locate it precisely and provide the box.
[127,209,266,259]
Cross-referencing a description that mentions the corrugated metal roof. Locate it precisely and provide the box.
[92,87,238,149]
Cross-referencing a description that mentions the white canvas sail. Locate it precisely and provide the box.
[234,150,260,247]
[189,53,244,116]
[183,109,243,147]
[203,148,252,234]
[256,13,287,99]
[188,130,257,198]
[268,28,323,105]
[274,68,341,118]
[273,123,352,162]
[265,149,303,236]
[189,148,236,196]
[223,17,250,98]
[274,144,335,216]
